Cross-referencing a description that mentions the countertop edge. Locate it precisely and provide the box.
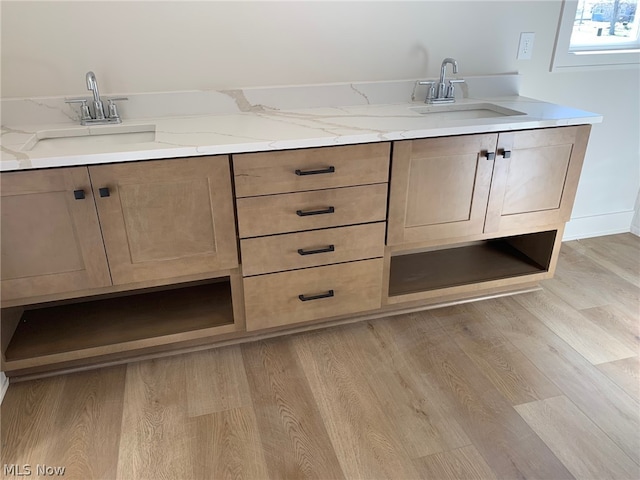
[0,96,603,172]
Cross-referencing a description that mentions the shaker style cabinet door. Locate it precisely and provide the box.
[484,125,591,233]
[89,156,238,285]
[1,167,111,302]
[387,133,498,245]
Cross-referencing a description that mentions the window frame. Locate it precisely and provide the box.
[551,0,640,71]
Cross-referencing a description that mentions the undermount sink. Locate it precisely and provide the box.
[410,103,526,120]
[23,125,156,152]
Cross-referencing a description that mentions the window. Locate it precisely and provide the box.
[551,0,640,70]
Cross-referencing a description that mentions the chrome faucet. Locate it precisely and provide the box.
[417,57,465,104]
[437,58,457,99]
[85,71,105,120]
[65,71,128,125]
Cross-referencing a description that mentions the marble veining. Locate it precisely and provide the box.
[219,89,271,113]
[0,75,602,172]
[349,84,371,104]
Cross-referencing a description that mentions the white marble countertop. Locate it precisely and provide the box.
[1,90,602,172]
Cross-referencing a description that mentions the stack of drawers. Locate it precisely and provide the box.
[233,143,390,331]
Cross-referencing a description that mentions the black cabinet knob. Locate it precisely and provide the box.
[73,189,85,200]
[99,187,110,198]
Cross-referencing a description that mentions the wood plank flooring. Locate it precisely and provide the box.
[2,233,639,479]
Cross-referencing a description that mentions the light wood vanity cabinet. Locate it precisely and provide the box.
[0,125,593,378]
[388,125,591,246]
[385,125,591,306]
[1,155,242,376]
[233,143,390,331]
[1,156,238,303]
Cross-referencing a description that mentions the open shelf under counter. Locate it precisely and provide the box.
[2,279,238,373]
[388,230,558,301]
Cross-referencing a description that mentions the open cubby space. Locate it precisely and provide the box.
[4,279,234,362]
[389,230,557,297]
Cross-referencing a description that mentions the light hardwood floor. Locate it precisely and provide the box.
[2,234,639,480]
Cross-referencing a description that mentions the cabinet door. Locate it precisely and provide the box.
[484,126,590,233]
[1,168,111,302]
[89,156,238,285]
[387,134,498,245]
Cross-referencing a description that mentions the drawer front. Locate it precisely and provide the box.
[244,258,383,331]
[241,223,386,276]
[236,184,388,238]
[233,143,390,197]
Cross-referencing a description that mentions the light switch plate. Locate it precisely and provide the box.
[517,32,535,60]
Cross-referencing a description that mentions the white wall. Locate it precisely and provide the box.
[0,371,8,403]
[632,191,640,235]
[0,1,564,95]
[2,0,638,238]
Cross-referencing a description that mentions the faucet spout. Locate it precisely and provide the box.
[85,71,106,120]
[86,71,100,102]
[441,57,458,77]
[437,58,459,100]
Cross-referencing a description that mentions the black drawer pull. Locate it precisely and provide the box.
[298,244,335,256]
[298,289,335,302]
[500,149,512,159]
[296,206,335,217]
[73,189,85,200]
[99,187,111,198]
[295,166,335,176]
[485,151,496,160]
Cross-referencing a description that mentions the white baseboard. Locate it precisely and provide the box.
[0,372,8,404]
[631,224,640,236]
[563,210,634,241]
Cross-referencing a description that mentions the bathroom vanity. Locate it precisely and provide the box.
[0,77,601,378]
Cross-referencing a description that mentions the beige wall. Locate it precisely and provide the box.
[1,0,638,238]
[1,1,556,96]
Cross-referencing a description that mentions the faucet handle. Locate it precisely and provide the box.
[418,81,436,103]
[446,79,465,99]
[65,98,92,121]
[106,97,128,121]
